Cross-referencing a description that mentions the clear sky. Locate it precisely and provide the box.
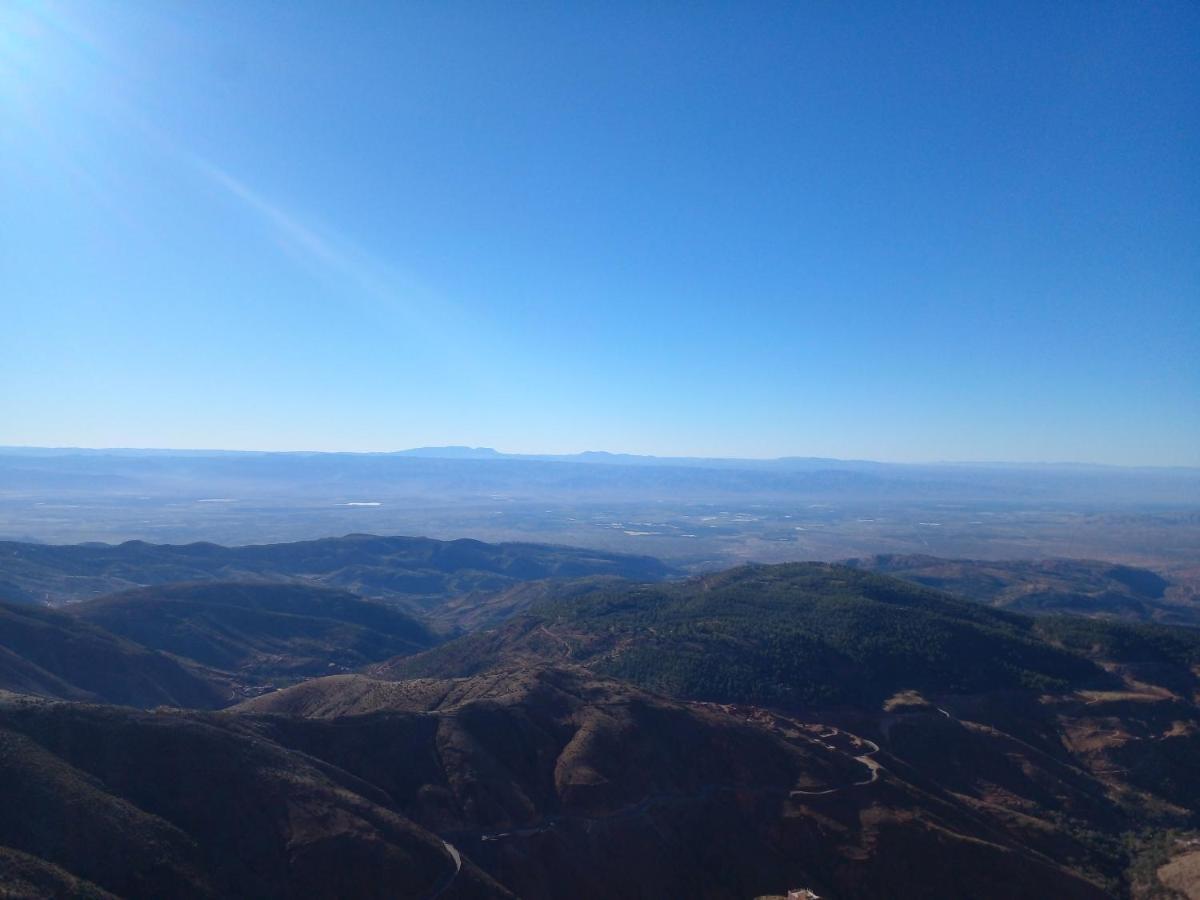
[2,1,1197,464]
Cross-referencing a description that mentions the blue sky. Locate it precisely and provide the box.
[2,1,1196,464]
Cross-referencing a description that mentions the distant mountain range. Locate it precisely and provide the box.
[6,442,1199,472]
[395,446,1200,475]
[3,447,1196,564]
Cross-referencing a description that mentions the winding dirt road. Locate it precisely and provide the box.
[787,724,881,796]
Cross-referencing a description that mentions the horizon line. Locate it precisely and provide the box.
[1,443,1196,472]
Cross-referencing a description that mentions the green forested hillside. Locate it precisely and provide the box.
[382,563,1111,707]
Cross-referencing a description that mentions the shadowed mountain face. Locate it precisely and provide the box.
[235,666,1108,900]
[0,601,226,709]
[0,695,510,900]
[0,533,675,608]
[848,554,1200,626]
[68,582,436,690]
[0,846,119,900]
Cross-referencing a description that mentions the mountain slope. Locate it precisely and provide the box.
[0,601,225,708]
[369,565,1200,894]
[236,666,1108,899]
[0,533,675,608]
[0,695,510,899]
[0,846,117,900]
[427,575,629,631]
[68,582,435,688]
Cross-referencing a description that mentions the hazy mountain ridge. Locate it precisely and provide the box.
[8,444,1198,472]
[0,533,674,608]
[0,534,671,704]
[0,601,226,708]
[68,582,436,690]
[4,447,1196,500]
[850,555,1200,627]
